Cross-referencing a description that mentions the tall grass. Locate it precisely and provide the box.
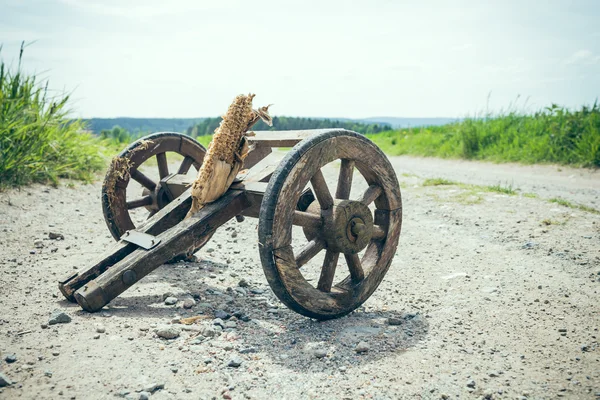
[368,103,600,167]
[0,43,104,189]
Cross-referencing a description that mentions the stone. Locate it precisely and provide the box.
[156,326,181,339]
[48,310,71,325]
[144,382,165,393]
[164,296,178,306]
[215,310,231,320]
[250,288,264,294]
[314,349,327,358]
[355,341,370,353]
[4,354,16,363]
[34,240,44,248]
[227,356,243,368]
[488,370,500,377]
[224,321,237,329]
[96,325,106,334]
[93,334,100,339]
[200,325,220,338]
[182,298,196,309]
[238,279,249,288]
[162,292,174,301]
[0,373,12,387]
[49,232,64,240]
[388,317,403,326]
[138,391,151,400]
[466,379,476,388]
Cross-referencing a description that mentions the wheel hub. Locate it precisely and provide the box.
[304,199,373,254]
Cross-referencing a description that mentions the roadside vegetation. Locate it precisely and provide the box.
[367,104,600,168]
[0,44,104,189]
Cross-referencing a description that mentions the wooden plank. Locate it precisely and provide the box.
[59,188,196,302]
[73,190,250,312]
[248,129,335,148]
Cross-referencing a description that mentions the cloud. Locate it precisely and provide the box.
[564,50,600,65]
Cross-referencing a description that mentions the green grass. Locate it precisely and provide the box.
[0,43,104,189]
[485,183,517,195]
[367,103,600,167]
[548,197,599,214]
[422,177,457,186]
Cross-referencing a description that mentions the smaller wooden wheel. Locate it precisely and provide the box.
[258,130,402,320]
[101,132,206,240]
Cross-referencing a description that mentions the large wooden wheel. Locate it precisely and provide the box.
[101,132,206,240]
[258,130,402,320]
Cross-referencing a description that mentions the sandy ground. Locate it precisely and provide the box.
[0,154,599,400]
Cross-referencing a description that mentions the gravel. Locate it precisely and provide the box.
[1,158,598,399]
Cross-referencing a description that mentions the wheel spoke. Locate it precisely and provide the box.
[336,159,354,200]
[126,196,153,210]
[177,156,194,174]
[156,152,169,179]
[296,238,326,268]
[292,210,321,229]
[130,169,157,191]
[310,169,334,209]
[359,184,382,205]
[317,250,339,292]
[344,253,365,282]
[372,226,387,240]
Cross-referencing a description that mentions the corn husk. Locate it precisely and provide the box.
[187,94,271,217]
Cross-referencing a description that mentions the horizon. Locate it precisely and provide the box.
[2,0,599,119]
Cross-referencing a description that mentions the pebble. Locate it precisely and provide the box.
[96,325,106,334]
[224,321,237,329]
[314,349,327,358]
[488,370,500,377]
[34,240,44,248]
[49,232,64,240]
[48,310,71,325]
[0,373,12,387]
[4,354,16,363]
[164,296,178,306]
[250,288,264,294]
[388,317,403,326]
[355,341,370,353]
[44,370,53,377]
[182,298,196,309]
[238,279,249,288]
[227,356,243,368]
[200,325,220,337]
[156,326,181,339]
[144,382,165,393]
[52,351,60,356]
[215,310,231,320]
[138,391,151,400]
[466,379,476,388]
[93,334,100,339]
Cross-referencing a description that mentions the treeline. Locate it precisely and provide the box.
[85,118,203,134]
[186,116,390,137]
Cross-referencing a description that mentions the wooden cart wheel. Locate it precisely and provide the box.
[102,132,206,240]
[258,130,402,320]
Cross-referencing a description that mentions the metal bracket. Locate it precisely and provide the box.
[121,230,161,250]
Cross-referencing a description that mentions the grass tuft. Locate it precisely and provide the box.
[0,43,104,189]
[422,178,457,186]
[548,198,599,214]
[485,184,517,195]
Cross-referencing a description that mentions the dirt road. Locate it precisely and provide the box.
[0,155,598,399]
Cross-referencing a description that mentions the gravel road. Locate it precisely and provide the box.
[0,155,598,400]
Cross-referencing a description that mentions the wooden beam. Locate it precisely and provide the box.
[73,190,250,312]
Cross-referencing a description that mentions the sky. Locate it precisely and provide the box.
[1,0,599,119]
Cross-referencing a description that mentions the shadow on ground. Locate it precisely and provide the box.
[60,258,429,373]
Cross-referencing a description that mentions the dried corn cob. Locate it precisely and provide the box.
[187,94,271,217]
